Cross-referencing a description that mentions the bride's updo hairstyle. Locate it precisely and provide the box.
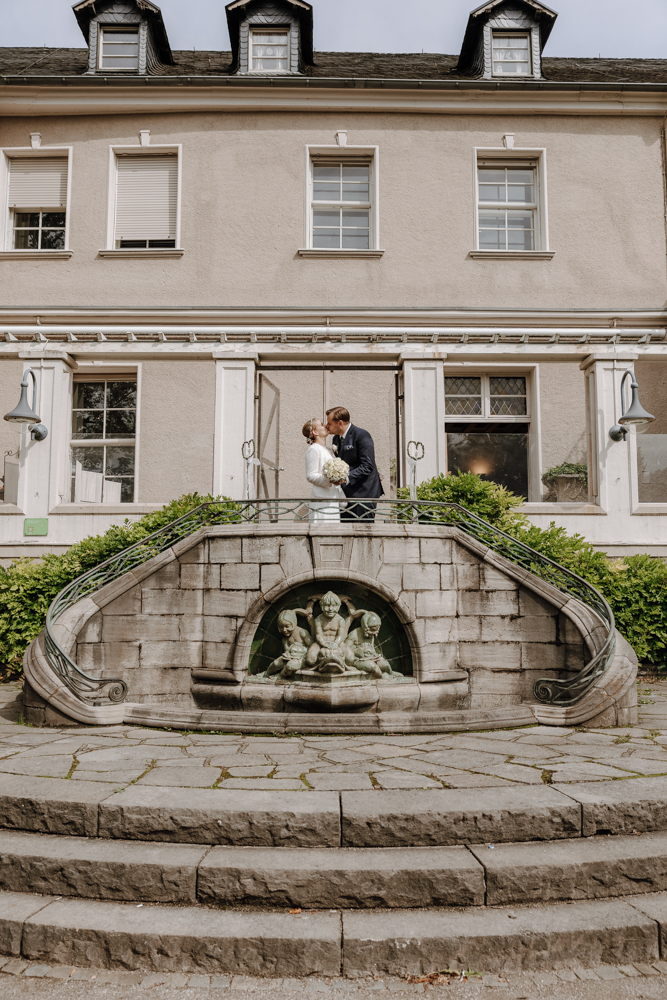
[302,418,318,445]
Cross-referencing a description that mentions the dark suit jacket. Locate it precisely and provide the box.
[333,424,384,499]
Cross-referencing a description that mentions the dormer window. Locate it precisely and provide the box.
[99,28,140,71]
[492,33,531,76]
[250,29,290,72]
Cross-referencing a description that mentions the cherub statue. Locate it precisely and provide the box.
[305,591,349,673]
[266,609,313,678]
[344,611,393,678]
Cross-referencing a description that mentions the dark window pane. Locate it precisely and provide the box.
[14,213,40,228]
[72,411,104,439]
[40,229,66,250]
[105,410,136,437]
[107,382,137,408]
[446,432,528,498]
[105,446,135,477]
[446,377,481,396]
[13,230,39,249]
[490,377,526,396]
[73,383,105,409]
[147,240,176,248]
[119,240,148,248]
[71,447,104,474]
[42,213,66,227]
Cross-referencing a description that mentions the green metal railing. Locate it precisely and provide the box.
[43,499,615,709]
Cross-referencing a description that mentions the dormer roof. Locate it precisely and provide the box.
[225,0,314,75]
[73,0,174,70]
[457,0,558,78]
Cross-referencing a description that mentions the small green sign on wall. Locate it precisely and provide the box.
[24,518,48,537]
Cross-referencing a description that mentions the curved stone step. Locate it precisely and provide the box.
[0,889,664,977]
[4,774,667,846]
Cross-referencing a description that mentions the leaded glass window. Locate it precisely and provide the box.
[70,380,136,503]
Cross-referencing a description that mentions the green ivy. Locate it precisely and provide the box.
[0,493,238,682]
[542,463,588,485]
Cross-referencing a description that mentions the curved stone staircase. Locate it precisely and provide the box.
[3,774,667,978]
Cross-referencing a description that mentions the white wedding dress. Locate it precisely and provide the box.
[305,443,345,522]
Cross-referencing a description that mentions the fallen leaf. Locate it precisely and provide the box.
[289,908,302,915]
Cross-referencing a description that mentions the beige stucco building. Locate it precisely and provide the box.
[0,0,666,561]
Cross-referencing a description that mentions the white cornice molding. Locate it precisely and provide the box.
[2,83,667,117]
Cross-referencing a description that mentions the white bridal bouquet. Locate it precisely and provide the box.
[323,457,349,484]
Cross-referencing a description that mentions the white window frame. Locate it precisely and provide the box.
[0,145,73,259]
[470,146,553,260]
[248,26,291,74]
[98,25,141,72]
[491,31,532,78]
[299,144,383,258]
[101,143,183,258]
[65,364,142,507]
[443,364,542,502]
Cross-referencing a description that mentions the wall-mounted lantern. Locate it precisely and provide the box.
[609,370,655,442]
[3,369,49,441]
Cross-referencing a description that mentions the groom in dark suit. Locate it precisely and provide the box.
[326,406,384,521]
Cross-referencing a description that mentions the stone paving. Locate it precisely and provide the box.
[0,679,666,792]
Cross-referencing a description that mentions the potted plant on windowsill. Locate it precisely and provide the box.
[542,463,588,503]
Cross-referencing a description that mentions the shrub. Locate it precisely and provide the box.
[541,463,588,485]
[0,493,238,682]
[397,471,526,533]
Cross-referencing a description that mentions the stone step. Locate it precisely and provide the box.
[3,773,667,847]
[3,827,667,910]
[1,889,665,977]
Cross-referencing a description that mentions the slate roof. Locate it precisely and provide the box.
[1,47,666,84]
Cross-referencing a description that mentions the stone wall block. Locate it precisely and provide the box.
[139,560,181,590]
[179,616,204,642]
[203,642,235,671]
[521,643,566,672]
[398,591,416,621]
[180,564,204,590]
[479,616,522,642]
[456,616,482,641]
[456,564,480,590]
[384,538,420,564]
[519,589,560,617]
[376,681,420,713]
[140,641,202,669]
[209,538,243,564]
[78,611,103,644]
[559,613,586,645]
[131,550,177,586]
[101,585,141,617]
[103,615,180,643]
[458,590,519,617]
[564,643,586,671]
[417,643,460,681]
[459,642,522,671]
[176,541,208,564]
[416,591,458,618]
[75,643,105,674]
[419,537,452,564]
[376,564,403,593]
[126,664,194,697]
[77,642,140,673]
[204,591,251,617]
[439,565,457,590]
[261,565,285,593]
[453,543,484,566]
[520,616,558,643]
[143,590,203,616]
[203,616,239,644]
[403,564,441,591]
[220,564,260,591]
[418,679,469,712]
[480,564,519,591]
[424,617,457,644]
[280,536,313,577]
[243,537,280,564]
[349,537,383,578]
[469,668,523,699]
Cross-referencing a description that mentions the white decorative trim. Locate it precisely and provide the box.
[0,250,73,260]
[97,248,184,258]
[50,503,161,515]
[297,249,385,258]
[469,250,555,259]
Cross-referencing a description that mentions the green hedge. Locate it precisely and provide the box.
[398,473,667,668]
[0,493,237,682]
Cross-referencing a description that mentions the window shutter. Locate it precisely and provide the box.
[115,155,178,241]
[8,158,68,208]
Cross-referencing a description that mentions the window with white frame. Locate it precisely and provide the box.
[310,160,372,250]
[249,28,289,72]
[7,157,68,250]
[70,378,137,503]
[491,32,532,76]
[99,27,140,71]
[114,154,177,249]
[444,374,530,497]
[477,159,538,252]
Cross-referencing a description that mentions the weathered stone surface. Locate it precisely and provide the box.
[209,538,243,564]
[98,786,341,846]
[555,777,667,836]
[470,831,667,905]
[0,891,56,957]
[341,787,581,847]
[0,774,111,837]
[198,845,484,909]
[342,900,658,977]
[625,891,667,954]
[0,830,207,903]
[22,897,342,976]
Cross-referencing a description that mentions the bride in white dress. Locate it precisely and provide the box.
[302,417,345,522]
